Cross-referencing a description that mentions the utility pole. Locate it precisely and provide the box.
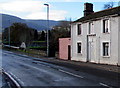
[44,4,49,57]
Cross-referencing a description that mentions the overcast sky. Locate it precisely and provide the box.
[0,0,119,21]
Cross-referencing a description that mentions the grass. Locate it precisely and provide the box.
[17,48,47,56]
[3,44,47,56]
[3,41,12,44]
[32,41,46,43]
[28,46,47,49]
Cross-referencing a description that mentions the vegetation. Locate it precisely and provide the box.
[28,46,47,50]
[104,2,114,9]
[2,22,38,46]
[38,31,46,41]
[49,21,71,52]
[2,20,71,56]
[32,41,46,43]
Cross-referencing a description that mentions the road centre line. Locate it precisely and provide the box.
[99,82,113,88]
[35,61,84,78]
[58,69,84,78]
[17,60,85,80]
[4,52,85,80]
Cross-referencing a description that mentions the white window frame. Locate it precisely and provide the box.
[77,24,82,35]
[89,22,94,34]
[101,41,110,57]
[102,19,110,33]
[77,42,82,54]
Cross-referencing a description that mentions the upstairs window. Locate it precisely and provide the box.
[77,42,82,53]
[103,42,109,56]
[103,19,109,33]
[77,24,82,35]
[89,22,94,34]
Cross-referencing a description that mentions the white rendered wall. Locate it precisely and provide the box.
[71,16,119,65]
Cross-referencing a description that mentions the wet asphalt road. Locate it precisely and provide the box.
[1,50,119,87]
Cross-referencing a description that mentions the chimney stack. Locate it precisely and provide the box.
[84,3,94,16]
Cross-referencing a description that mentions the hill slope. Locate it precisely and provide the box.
[0,14,60,31]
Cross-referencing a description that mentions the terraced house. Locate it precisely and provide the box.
[71,3,120,65]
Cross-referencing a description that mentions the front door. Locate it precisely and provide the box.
[87,36,96,62]
[68,45,71,60]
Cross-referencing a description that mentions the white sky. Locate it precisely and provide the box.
[0,0,68,20]
[0,0,119,21]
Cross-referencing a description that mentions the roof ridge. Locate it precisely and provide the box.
[74,6,120,23]
[93,6,120,14]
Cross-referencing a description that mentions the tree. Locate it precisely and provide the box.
[34,30,38,40]
[2,28,9,42]
[2,22,37,46]
[39,31,45,41]
[49,21,71,52]
[104,2,114,9]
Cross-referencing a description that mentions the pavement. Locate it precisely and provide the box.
[1,49,120,87]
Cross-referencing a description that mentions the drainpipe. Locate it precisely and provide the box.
[98,36,101,63]
[86,35,89,62]
[118,15,120,66]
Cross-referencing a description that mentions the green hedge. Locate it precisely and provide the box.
[32,41,46,43]
[28,46,47,50]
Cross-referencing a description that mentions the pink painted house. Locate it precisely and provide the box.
[59,38,71,60]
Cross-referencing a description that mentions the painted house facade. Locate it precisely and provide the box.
[71,3,120,65]
[59,38,71,60]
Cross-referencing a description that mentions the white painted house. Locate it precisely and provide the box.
[71,3,120,65]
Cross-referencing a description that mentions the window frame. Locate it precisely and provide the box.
[89,22,94,34]
[102,42,110,57]
[77,42,82,54]
[77,24,82,35]
[103,19,110,33]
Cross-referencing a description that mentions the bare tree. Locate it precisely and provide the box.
[104,2,114,9]
[118,1,120,6]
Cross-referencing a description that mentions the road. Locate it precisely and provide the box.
[1,50,119,87]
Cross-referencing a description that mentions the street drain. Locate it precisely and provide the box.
[32,62,38,64]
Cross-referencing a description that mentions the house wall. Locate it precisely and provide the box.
[118,16,120,66]
[71,22,87,62]
[59,38,71,60]
[99,17,119,65]
[71,16,119,65]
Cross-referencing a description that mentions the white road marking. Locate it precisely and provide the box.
[3,52,85,82]
[9,72,25,86]
[58,69,84,78]
[4,71,22,88]
[18,62,49,73]
[99,82,112,88]
[18,61,84,80]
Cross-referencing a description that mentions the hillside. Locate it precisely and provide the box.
[0,13,60,31]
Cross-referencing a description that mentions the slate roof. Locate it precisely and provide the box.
[74,6,120,23]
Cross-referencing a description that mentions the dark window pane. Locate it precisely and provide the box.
[103,20,109,33]
[103,42,109,56]
[77,43,81,53]
[78,24,81,35]
[103,20,105,33]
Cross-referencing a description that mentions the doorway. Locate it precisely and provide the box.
[68,45,71,60]
[87,36,96,62]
